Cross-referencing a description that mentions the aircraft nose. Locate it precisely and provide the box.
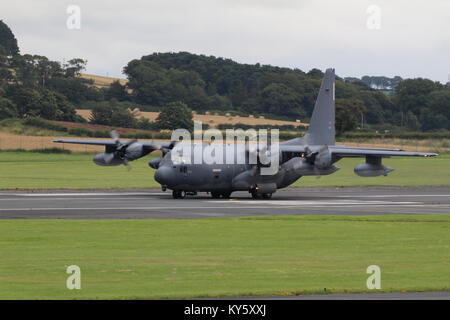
[155,166,175,187]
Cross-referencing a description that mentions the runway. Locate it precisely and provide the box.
[233,291,450,300]
[1,186,449,219]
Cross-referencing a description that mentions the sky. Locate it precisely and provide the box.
[2,0,449,82]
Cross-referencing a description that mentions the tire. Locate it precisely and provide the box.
[211,191,221,199]
[172,190,186,199]
[262,193,272,199]
[251,191,260,199]
[221,192,232,199]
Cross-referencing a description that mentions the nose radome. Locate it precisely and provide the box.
[155,166,175,186]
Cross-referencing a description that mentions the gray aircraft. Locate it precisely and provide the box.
[54,68,437,199]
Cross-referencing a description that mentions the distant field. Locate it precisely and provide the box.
[79,73,127,89]
[0,152,448,189]
[76,109,308,129]
[1,215,449,299]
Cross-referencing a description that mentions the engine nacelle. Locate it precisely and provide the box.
[93,153,125,166]
[354,163,394,177]
[149,157,162,169]
[123,142,145,161]
[314,150,332,169]
[253,182,277,194]
[281,157,339,176]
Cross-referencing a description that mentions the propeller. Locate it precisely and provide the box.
[303,145,331,178]
[161,140,177,157]
[104,130,137,169]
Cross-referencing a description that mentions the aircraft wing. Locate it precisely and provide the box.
[329,146,437,158]
[53,139,118,146]
[279,144,437,158]
[53,139,174,149]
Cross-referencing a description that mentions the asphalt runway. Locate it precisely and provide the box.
[232,291,450,300]
[1,186,449,219]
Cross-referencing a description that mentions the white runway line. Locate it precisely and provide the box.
[1,204,450,212]
[14,192,166,197]
[0,197,165,201]
[215,200,419,205]
[336,194,450,198]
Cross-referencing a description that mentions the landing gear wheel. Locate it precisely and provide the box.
[251,191,260,199]
[262,193,272,199]
[172,190,186,199]
[221,192,232,199]
[211,191,221,199]
[211,191,232,199]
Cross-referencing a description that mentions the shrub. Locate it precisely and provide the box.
[68,127,93,137]
[23,117,68,132]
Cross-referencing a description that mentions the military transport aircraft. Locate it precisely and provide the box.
[54,69,437,199]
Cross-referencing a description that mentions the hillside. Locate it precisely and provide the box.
[76,109,307,129]
[79,73,127,89]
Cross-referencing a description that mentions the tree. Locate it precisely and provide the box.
[335,98,366,133]
[11,87,42,117]
[38,89,77,121]
[89,101,137,128]
[307,68,324,79]
[9,87,76,120]
[155,101,193,131]
[0,20,19,56]
[64,58,87,77]
[123,52,404,127]
[0,97,17,119]
[47,76,101,103]
[394,78,442,116]
[104,80,129,101]
[419,89,450,131]
[260,83,304,116]
[0,67,14,93]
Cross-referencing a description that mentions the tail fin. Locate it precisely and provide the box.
[303,68,336,145]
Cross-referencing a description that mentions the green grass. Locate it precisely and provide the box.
[0,152,448,189]
[0,118,70,137]
[1,215,449,299]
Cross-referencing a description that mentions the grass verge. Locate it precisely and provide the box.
[0,152,448,189]
[0,215,449,299]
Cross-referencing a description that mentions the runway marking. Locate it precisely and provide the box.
[336,194,450,198]
[213,200,419,206]
[13,192,166,197]
[0,197,166,201]
[1,204,450,212]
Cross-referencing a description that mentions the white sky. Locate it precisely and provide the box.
[2,0,449,82]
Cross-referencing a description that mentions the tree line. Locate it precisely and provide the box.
[1,20,449,134]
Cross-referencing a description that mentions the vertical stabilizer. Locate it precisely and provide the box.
[304,68,336,145]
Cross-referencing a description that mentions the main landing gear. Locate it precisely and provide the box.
[210,191,232,199]
[172,190,186,199]
[250,190,272,199]
[172,190,198,199]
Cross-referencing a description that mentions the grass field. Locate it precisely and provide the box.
[0,152,448,189]
[0,215,449,299]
